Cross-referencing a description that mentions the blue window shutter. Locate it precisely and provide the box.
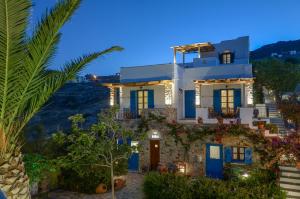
[127,137,132,146]
[213,90,221,114]
[245,147,252,164]
[224,146,232,163]
[117,138,123,145]
[148,90,154,108]
[234,89,241,110]
[130,91,137,116]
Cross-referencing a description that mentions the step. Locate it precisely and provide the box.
[280,177,300,184]
[280,183,300,191]
[286,190,300,198]
[281,172,300,179]
[280,166,300,172]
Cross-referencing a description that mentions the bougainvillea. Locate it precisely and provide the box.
[138,112,300,168]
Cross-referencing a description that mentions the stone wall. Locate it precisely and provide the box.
[123,119,262,176]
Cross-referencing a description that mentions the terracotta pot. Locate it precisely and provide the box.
[258,123,265,129]
[96,183,107,194]
[296,162,300,169]
[114,179,126,190]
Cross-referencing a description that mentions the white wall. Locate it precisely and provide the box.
[120,64,173,82]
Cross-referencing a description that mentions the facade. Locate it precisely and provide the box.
[106,36,267,178]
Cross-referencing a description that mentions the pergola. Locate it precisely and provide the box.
[171,42,215,64]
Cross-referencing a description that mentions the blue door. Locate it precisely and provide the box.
[128,153,139,171]
[206,143,223,179]
[127,139,139,171]
[185,90,196,118]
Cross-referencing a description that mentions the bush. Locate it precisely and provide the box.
[143,172,286,199]
[143,172,191,199]
[23,154,57,185]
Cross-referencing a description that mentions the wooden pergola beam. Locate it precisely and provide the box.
[194,78,254,85]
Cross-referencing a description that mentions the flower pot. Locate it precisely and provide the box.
[114,179,126,190]
[258,123,265,130]
[96,183,107,194]
[296,162,300,169]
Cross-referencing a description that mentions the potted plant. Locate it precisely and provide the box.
[96,183,107,193]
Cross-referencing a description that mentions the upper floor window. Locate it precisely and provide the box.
[219,51,234,64]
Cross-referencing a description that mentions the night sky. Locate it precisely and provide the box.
[31,0,300,75]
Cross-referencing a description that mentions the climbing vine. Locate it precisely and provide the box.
[137,112,300,168]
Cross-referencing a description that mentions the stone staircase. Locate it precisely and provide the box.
[279,166,300,199]
[266,103,286,135]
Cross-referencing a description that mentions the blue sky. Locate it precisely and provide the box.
[31,0,300,75]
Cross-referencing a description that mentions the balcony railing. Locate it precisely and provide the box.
[117,107,177,121]
[208,107,240,119]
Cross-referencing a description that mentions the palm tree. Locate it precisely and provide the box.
[0,0,122,198]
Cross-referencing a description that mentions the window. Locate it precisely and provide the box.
[137,90,148,116]
[210,146,220,159]
[232,147,245,161]
[220,52,233,64]
[221,90,234,114]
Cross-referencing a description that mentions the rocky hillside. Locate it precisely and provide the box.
[251,39,300,60]
[26,82,110,135]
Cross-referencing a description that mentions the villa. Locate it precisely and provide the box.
[105,36,270,178]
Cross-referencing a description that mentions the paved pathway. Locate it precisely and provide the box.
[47,173,144,199]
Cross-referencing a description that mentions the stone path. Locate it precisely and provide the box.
[47,173,144,199]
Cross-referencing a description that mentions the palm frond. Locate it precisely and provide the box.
[8,0,81,128]
[16,46,123,135]
[0,0,30,123]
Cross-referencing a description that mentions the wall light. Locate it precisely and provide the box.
[195,83,201,106]
[165,82,173,105]
[110,87,115,106]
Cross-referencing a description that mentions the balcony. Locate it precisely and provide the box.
[117,108,177,122]
[197,107,255,127]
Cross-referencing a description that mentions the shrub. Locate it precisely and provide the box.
[143,172,191,199]
[143,171,286,199]
[23,154,57,185]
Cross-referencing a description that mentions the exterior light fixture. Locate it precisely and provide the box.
[178,162,186,174]
[246,83,253,105]
[110,88,115,106]
[165,82,173,105]
[242,172,249,178]
[195,83,201,106]
[151,131,160,139]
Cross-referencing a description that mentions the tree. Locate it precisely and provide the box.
[0,0,122,198]
[93,107,133,199]
[53,108,134,198]
[253,59,300,102]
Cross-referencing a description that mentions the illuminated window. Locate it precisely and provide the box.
[221,90,234,114]
[221,52,233,64]
[210,146,220,159]
[232,147,245,161]
[137,90,148,116]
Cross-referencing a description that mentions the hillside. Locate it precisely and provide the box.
[251,39,300,60]
[26,82,112,135]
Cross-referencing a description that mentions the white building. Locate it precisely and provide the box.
[106,36,265,128]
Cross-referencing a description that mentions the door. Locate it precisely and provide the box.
[185,90,196,118]
[150,140,160,170]
[206,143,223,179]
[128,139,139,171]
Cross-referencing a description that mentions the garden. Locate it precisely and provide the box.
[143,170,285,199]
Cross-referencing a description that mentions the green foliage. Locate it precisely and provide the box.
[143,172,286,199]
[253,59,300,101]
[23,154,57,185]
[143,172,192,199]
[50,108,134,193]
[0,0,123,157]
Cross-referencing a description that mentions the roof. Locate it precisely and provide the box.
[171,42,215,53]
